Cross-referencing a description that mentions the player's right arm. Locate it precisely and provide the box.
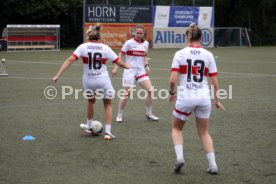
[52,55,76,84]
[169,51,181,102]
[52,44,82,84]
[112,52,124,77]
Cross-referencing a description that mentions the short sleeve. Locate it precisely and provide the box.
[105,45,120,63]
[208,53,218,77]
[72,44,83,60]
[171,52,180,72]
[120,40,130,54]
[145,41,149,55]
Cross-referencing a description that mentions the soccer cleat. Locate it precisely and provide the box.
[104,133,115,140]
[206,167,218,175]
[146,114,159,121]
[174,160,185,173]
[80,123,93,134]
[116,116,123,122]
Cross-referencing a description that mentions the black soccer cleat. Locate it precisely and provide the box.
[206,167,218,175]
[174,161,185,173]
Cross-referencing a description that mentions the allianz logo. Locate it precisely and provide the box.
[200,28,212,46]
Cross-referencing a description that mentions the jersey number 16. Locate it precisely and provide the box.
[88,52,102,70]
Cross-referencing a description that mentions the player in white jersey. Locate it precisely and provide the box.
[169,24,225,174]
[52,23,130,140]
[112,25,159,122]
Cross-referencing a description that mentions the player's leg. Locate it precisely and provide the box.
[80,97,96,134]
[172,116,185,173]
[116,69,135,122]
[116,87,131,122]
[195,103,218,174]
[102,98,115,140]
[80,78,96,134]
[172,100,193,173]
[139,78,159,120]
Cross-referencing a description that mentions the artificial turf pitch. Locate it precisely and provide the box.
[0,47,275,184]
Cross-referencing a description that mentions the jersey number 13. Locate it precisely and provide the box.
[186,59,205,83]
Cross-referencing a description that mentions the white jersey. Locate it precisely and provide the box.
[72,41,119,80]
[171,45,218,100]
[121,38,149,68]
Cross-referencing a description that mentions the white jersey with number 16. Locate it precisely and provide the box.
[72,41,119,80]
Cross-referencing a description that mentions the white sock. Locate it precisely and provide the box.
[146,106,152,114]
[118,110,124,117]
[87,119,93,129]
[105,124,111,134]
[207,152,217,169]
[174,144,184,162]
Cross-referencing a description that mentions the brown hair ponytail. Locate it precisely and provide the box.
[86,23,102,41]
[187,23,202,43]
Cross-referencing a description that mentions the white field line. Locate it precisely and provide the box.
[1,95,275,110]
[2,74,276,81]
[2,59,276,78]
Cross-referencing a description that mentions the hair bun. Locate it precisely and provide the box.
[95,23,102,31]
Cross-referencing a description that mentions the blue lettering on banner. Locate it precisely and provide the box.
[200,28,212,46]
[155,31,185,44]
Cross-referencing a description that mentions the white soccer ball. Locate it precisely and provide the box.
[91,121,103,135]
[1,58,6,62]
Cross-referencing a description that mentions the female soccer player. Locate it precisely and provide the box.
[169,24,225,174]
[112,25,159,122]
[52,23,130,140]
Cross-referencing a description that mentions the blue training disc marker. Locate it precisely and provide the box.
[22,135,35,141]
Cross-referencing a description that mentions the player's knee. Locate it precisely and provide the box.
[88,98,95,103]
[146,89,153,98]
[121,89,131,99]
[172,125,182,131]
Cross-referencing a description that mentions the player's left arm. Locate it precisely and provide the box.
[144,42,150,73]
[208,52,225,111]
[144,56,150,73]
[210,76,226,111]
[169,52,181,102]
[52,55,76,84]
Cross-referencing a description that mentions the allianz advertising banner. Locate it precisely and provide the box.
[153,27,214,48]
[152,6,214,48]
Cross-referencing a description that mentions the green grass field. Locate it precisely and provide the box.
[0,47,276,184]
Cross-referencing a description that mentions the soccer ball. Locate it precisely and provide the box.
[91,121,103,135]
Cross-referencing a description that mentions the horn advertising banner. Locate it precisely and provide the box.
[84,5,152,49]
[85,5,152,23]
